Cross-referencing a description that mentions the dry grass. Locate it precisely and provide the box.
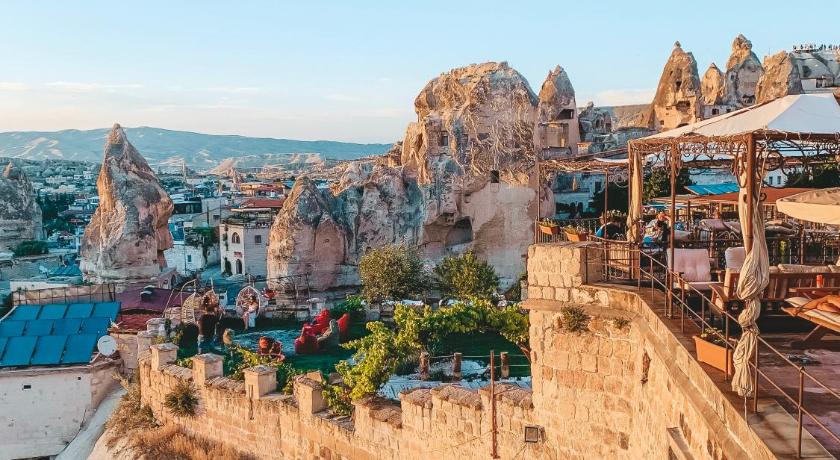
[128,424,256,460]
[106,374,157,448]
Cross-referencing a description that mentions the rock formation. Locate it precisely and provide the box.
[757,48,840,103]
[269,62,559,293]
[701,64,724,106]
[80,124,174,283]
[644,42,702,130]
[0,161,43,252]
[722,34,763,108]
[534,65,580,157]
[756,52,803,103]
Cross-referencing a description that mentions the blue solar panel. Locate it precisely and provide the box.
[62,334,97,364]
[23,320,54,336]
[80,317,110,336]
[8,305,41,321]
[1,336,37,366]
[39,304,68,320]
[92,302,120,322]
[52,318,82,335]
[65,303,94,319]
[31,335,68,365]
[0,320,26,337]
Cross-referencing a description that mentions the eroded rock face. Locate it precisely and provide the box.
[756,51,804,103]
[269,62,555,293]
[0,162,43,251]
[645,42,702,130]
[534,65,580,156]
[701,64,724,106]
[80,124,174,283]
[722,35,763,108]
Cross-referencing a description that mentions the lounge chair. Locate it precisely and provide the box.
[783,296,840,348]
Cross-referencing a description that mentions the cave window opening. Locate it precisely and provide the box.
[444,218,473,249]
[439,133,449,147]
[675,80,682,91]
[490,170,500,183]
[711,108,719,115]
[558,109,574,120]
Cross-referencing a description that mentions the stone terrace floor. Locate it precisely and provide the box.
[598,282,840,459]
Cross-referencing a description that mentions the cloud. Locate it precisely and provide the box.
[323,93,361,102]
[590,88,655,106]
[198,86,261,94]
[0,82,30,92]
[45,81,144,93]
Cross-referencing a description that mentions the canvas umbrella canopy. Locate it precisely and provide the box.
[776,187,840,225]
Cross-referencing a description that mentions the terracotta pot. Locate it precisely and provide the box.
[566,232,588,242]
[539,224,560,235]
[693,335,734,376]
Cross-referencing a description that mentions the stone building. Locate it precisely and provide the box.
[534,65,580,158]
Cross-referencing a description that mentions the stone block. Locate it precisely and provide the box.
[136,331,156,355]
[244,365,277,399]
[192,354,224,386]
[151,343,178,371]
[294,375,327,414]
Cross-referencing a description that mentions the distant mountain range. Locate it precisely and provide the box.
[0,127,393,170]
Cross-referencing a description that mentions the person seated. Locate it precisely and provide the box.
[595,216,624,240]
[316,319,341,349]
[257,336,285,361]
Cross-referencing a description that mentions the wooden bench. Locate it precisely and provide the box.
[709,269,840,316]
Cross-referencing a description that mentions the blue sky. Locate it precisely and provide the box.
[0,0,836,143]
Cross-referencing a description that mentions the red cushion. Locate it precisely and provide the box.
[337,313,350,341]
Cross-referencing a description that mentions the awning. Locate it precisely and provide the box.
[776,187,840,225]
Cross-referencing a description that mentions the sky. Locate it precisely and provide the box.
[0,0,837,143]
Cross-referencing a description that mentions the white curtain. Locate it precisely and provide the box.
[731,162,770,397]
[626,146,644,243]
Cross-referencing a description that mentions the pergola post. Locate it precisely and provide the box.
[744,133,756,256]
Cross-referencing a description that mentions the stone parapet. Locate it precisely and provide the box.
[150,342,177,371]
[192,354,224,386]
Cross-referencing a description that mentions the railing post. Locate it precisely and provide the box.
[797,367,804,459]
[419,352,430,381]
[453,352,462,380]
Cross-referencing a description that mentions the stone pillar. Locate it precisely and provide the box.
[244,365,277,400]
[136,331,155,355]
[150,343,178,371]
[294,373,327,414]
[192,354,224,386]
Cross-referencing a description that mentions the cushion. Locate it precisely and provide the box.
[668,248,712,282]
[724,247,746,271]
[785,296,810,309]
[674,230,692,241]
[805,309,840,328]
[778,264,826,273]
[699,219,728,232]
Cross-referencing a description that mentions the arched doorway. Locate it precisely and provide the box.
[224,258,232,275]
[235,259,243,275]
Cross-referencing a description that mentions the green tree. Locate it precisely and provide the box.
[433,251,499,300]
[643,168,693,200]
[13,240,49,257]
[359,245,428,303]
[786,164,840,188]
[590,181,629,216]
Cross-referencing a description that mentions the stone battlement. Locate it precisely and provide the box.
[135,242,787,459]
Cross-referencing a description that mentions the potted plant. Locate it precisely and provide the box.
[693,328,734,376]
[564,226,589,242]
[538,219,561,235]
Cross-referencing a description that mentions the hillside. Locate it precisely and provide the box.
[0,127,392,169]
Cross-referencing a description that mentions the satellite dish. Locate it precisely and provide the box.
[97,336,118,357]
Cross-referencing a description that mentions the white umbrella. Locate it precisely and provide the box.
[776,187,840,225]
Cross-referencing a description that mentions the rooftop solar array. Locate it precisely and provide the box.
[0,302,120,368]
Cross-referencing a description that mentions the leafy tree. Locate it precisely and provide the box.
[433,251,499,300]
[13,240,48,257]
[786,164,840,188]
[358,245,428,303]
[590,181,629,216]
[643,168,693,200]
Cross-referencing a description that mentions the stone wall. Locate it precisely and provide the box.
[135,243,781,459]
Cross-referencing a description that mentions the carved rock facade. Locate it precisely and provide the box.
[0,162,43,252]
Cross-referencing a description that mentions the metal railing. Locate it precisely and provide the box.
[574,238,840,457]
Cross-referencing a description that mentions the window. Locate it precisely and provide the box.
[254,235,262,244]
[439,133,449,147]
[231,232,241,244]
[187,255,192,263]
[558,109,574,120]
[711,108,719,115]
[236,260,243,274]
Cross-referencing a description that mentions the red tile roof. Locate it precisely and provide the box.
[239,198,285,209]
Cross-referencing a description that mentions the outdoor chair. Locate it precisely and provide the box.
[667,248,716,293]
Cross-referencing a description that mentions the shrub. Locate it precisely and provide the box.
[433,251,499,300]
[224,345,302,393]
[164,381,199,417]
[13,240,48,257]
[612,318,630,330]
[323,382,353,416]
[330,296,366,322]
[560,306,590,333]
[106,373,157,448]
[359,245,428,303]
[172,323,199,348]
